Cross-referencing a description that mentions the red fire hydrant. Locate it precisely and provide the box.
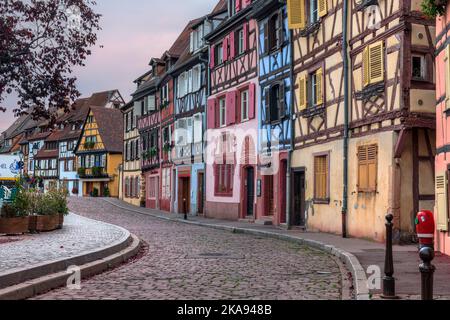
[415,210,435,249]
[415,210,436,300]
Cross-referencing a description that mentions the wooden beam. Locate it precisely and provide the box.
[394,129,409,159]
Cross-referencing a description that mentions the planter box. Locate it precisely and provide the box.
[0,216,29,235]
[57,214,65,229]
[35,215,60,232]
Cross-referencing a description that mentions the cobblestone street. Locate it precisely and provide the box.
[34,198,347,300]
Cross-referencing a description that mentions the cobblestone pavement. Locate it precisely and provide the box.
[0,214,128,274]
[35,197,345,300]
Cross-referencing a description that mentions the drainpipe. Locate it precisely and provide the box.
[286,28,295,229]
[342,0,350,238]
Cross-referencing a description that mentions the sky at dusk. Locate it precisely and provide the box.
[1,0,219,132]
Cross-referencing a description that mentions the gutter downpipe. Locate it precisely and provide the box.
[342,0,350,238]
[287,28,295,229]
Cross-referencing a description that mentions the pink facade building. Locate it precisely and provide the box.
[435,3,450,254]
[204,0,259,221]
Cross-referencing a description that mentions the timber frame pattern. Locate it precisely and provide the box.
[209,12,258,95]
[291,0,436,238]
[293,0,345,150]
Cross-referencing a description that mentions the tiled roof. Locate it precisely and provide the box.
[90,107,124,153]
[46,127,81,142]
[211,0,228,14]
[27,131,52,142]
[166,21,197,59]
[34,148,58,159]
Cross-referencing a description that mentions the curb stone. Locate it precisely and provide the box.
[103,199,370,300]
[0,234,141,300]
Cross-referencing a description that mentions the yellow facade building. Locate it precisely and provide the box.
[119,100,144,206]
[288,0,436,242]
[75,107,124,198]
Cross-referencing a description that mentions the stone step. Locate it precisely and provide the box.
[255,218,273,226]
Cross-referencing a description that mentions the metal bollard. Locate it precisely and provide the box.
[381,214,398,299]
[183,198,187,220]
[419,246,435,300]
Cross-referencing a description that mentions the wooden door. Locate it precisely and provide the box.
[246,167,255,217]
[293,170,306,226]
[197,172,204,215]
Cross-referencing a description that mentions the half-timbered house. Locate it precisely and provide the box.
[252,0,292,226]
[121,98,144,207]
[137,71,161,209]
[171,2,227,216]
[138,23,194,212]
[205,0,259,221]
[75,107,123,197]
[289,0,436,242]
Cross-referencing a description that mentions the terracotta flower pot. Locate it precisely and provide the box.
[35,215,60,232]
[0,216,29,235]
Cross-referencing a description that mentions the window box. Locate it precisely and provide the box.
[298,21,321,38]
[355,82,385,101]
[84,141,95,149]
[77,167,86,177]
[91,166,103,177]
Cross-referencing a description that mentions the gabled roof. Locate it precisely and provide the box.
[27,131,52,142]
[34,148,58,159]
[46,127,81,142]
[89,107,124,154]
[211,0,228,14]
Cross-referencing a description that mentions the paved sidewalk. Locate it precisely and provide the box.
[0,213,131,290]
[105,198,450,299]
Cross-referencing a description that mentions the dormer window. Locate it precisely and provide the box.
[161,83,169,104]
[229,0,237,16]
[190,26,204,53]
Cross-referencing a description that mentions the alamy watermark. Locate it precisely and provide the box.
[66,265,81,290]
[365,5,382,31]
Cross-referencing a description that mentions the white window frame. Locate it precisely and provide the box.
[219,98,226,127]
[238,28,245,55]
[412,54,426,80]
[241,89,249,121]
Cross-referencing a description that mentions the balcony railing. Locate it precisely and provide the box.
[77,167,108,178]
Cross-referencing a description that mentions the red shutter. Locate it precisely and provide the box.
[223,36,229,61]
[207,98,216,129]
[236,0,242,12]
[226,91,236,126]
[243,22,249,51]
[210,45,215,69]
[243,0,251,6]
[229,31,236,60]
[249,82,256,120]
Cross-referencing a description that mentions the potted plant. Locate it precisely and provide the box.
[77,167,86,177]
[51,189,69,229]
[92,166,102,177]
[33,192,62,232]
[421,0,447,17]
[149,147,157,157]
[84,141,95,149]
[0,203,29,235]
[103,186,110,198]
[91,188,99,198]
[163,142,172,153]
